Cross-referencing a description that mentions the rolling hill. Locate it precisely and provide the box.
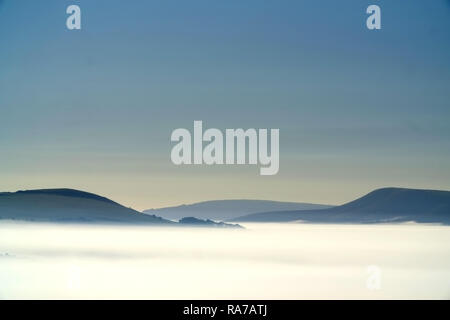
[0,189,171,224]
[232,188,450,224]
[144,199,332,221]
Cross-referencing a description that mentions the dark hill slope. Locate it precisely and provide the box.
[0,189,170,224]
[232,188,450,224]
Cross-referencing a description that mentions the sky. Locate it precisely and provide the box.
[0,0,449,210]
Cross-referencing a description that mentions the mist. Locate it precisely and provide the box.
[1,222,449,299]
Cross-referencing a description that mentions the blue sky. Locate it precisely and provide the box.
[0,0,449,209]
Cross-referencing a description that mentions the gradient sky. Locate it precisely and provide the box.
[1,0,449,210]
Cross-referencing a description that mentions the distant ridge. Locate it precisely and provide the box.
[144,199,333,221]
[232,188,450,224]
[0,188,171,224]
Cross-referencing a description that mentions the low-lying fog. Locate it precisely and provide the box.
[1,222,449,299]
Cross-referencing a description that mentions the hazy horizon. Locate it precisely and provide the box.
[3,185,450,212]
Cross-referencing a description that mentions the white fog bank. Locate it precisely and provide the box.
[0,222,449,299]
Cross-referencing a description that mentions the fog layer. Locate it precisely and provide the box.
[1,222,449,299]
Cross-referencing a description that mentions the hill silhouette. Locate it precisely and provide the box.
[232,188,450,224]
[0,188,171,224]
[144,199,332,221]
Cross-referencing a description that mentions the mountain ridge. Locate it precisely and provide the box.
[144,199,333,221]
[231,187,450,224]
[0,188,171,224]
